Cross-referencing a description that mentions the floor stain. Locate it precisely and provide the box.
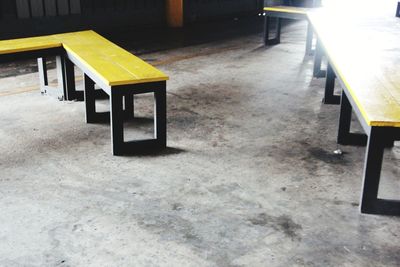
[249,213,302,241]
[308,147,348,165]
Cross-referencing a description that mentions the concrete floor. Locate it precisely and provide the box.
[0,19,399,267]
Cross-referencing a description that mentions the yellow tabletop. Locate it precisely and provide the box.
[308,8,400,127]
[264,6,310,15]
[0,30,168,87]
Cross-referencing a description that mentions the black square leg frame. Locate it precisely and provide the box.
[37,57,49,94]
[360,127,400,216]
[37,56,72,101]
[38,56,108,102]
[264,16,281,46]
[323,63,341,105]
[305,22,315,56]
[84,74,167,156]
[313,38,327,78]
[337,91,399,216]
[337,92,370,147]
[338,91,395,148]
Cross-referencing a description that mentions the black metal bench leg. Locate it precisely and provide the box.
[263,15,270,45]
[305,22,314,56]
[108,82,167,155]
[337,92,368,146]
[110,90,125,155]
[84,74,96,123]
[264,16,281,46]
[323,63,341,105]
[313,38,326,78]
[64,57,76,101]
[124,94,134,119]
[39,56,74,101]
[396,2,400,17]
[56,55,67,100]
[37,57,48,94]
[276,18,281,44]
[360,127,400,215]
[84,74,110,123]
[155,84,167,148]
[64,57,88,102]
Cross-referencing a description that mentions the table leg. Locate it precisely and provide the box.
[337,92,368,146]
[360,127,400,215]
[313,38,326,78]
[305,22,314,56]
[323,63,341,105]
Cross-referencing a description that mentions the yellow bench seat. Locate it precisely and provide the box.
[53,31,168,86]
[0,30,168,156]
[0,30,168,87]
[0,35,62,55]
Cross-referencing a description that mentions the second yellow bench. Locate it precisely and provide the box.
[0,30,169,155]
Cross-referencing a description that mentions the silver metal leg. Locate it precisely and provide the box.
[37,57,48,94]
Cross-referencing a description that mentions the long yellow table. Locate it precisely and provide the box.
[263,6,314,55]
[308,7,400,215]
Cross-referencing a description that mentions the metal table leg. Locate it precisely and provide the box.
[323,63,341,105]
[305,22,315,56]
[313,38,326,78]
[264,15,281,46]
[337,92,368,146]
[360,127,400,215]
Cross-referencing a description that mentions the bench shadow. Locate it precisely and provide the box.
[123,146,186,157]
[124,117,153,126]
[84,116,154,125]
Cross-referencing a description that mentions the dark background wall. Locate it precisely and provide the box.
[184,0,264,23]
[0,0,166,39]
[0,0,313,39]
[183,0,319,24]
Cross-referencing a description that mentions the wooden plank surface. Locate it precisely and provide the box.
[308,4,400,127]
[0,35,62,54]
[263,6,310,14]
[0,30,168,86]
[53,31,168,86]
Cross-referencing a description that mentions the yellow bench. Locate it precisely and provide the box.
[308,10,400,215]
[263,6,314,55]
[0,30,169,155]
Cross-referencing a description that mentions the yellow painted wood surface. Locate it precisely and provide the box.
[264,6,309,15]
[54,31,168,86]
[0,35,62,54]
[308,8,400,127]
[0,31,168,87]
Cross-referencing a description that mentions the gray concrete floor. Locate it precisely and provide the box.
[0,20,399,267]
